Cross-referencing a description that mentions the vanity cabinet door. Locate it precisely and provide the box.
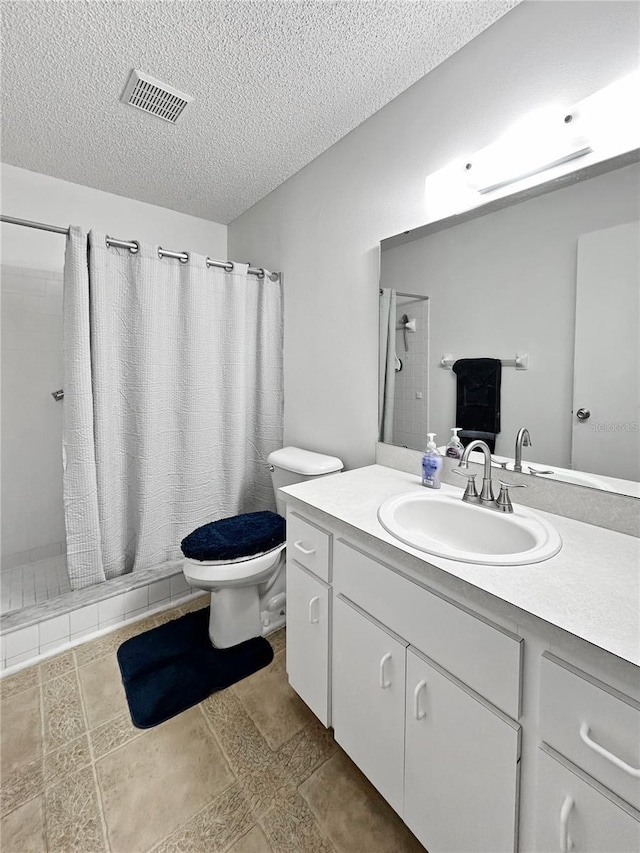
[286,560,331,726]
[534,748,640,853]
[404,648,521,853]
[332,594,407,815]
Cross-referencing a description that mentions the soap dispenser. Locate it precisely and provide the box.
[445,427,464,460]
[422,433,442,489]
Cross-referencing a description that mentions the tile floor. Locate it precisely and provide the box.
[1,556,71,616]
[0,595,425,853]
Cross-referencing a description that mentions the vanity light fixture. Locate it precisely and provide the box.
[423,70,640,222]
[577,69,640,160]
[464,71,640,195]
[464,106,592,194]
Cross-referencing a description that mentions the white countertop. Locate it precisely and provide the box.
[282,464,640,667]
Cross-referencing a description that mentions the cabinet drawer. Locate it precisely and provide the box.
[333,539,522,719]
[540,653,640,810]
[535,747,640,853]
[286,511,331,582]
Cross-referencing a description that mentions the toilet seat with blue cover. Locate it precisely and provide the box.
[180,510,286,565]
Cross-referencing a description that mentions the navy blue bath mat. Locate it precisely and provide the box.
[117,607,273,728]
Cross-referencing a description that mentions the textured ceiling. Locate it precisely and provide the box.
[1,1,518,224]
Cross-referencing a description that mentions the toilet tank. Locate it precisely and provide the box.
[267,446,343,516]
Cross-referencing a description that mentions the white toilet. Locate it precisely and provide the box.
[182,446,343,648]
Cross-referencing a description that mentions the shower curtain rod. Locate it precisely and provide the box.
[1,215,280,281]
[379,288,428,301]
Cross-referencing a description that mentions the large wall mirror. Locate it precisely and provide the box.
[379,154,640,498]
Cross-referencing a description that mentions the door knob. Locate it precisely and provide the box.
[576,408,591,421]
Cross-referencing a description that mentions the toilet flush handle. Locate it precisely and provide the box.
[294,540,316,556]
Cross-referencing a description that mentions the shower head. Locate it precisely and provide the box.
[397,315,417,332]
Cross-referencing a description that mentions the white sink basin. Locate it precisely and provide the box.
[377,491,562,565]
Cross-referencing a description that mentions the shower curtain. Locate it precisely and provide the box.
[378,287,397,443]
[63,228,283,589]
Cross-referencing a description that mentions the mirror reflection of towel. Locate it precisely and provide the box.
[452,358,501,452]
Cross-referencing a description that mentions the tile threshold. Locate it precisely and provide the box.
[1,561,184,635]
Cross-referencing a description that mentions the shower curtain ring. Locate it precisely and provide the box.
[225,261,234,272]
[179,252,189,264]
[128,240,139,254]
[257,268,266,279]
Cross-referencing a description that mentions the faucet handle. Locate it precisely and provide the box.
[496,480,527,513]
[453,465,476,480]
[491,457,509,469]
[453,466,479,500]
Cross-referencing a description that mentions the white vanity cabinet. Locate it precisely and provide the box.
[286,559,331,725]
[285,511,334,727]
[534,652,640,852]
[330,550,521,853]
[404,648,521,853]
[534,747,640,853]
[332,539,523,720]
[286,511,331,582]
[332,594,407,815]
[283,503,639,853]
[539,653,640,810]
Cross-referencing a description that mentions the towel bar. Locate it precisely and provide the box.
[440,353,528,370]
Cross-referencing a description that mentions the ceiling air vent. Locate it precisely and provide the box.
[121,69,192,124]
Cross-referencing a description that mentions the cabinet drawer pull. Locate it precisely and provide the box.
[413,680,427,720]
[579,722,640,777]
[308,596,320,624]
[379,652,392,689]
[294,540,316,556]
[559,795,574,853]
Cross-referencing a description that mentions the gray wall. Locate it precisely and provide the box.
[380,163,640,467]
[228,0,640,470]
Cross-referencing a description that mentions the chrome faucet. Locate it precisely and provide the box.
[514,427,532,473]
[458,439,495,504]
[455,439,526,513]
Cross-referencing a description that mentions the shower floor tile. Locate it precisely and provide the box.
[0,556,71,616]
[0,599,424,852]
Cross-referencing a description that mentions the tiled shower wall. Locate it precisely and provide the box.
[1,265,65,568]
[392,298,429,451]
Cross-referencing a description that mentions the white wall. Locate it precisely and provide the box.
[381,163,640,467]
[228,0,640,471]
[0,165,226,566]
[1,163,227,270]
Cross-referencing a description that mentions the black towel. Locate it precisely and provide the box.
[452,358,502,452]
